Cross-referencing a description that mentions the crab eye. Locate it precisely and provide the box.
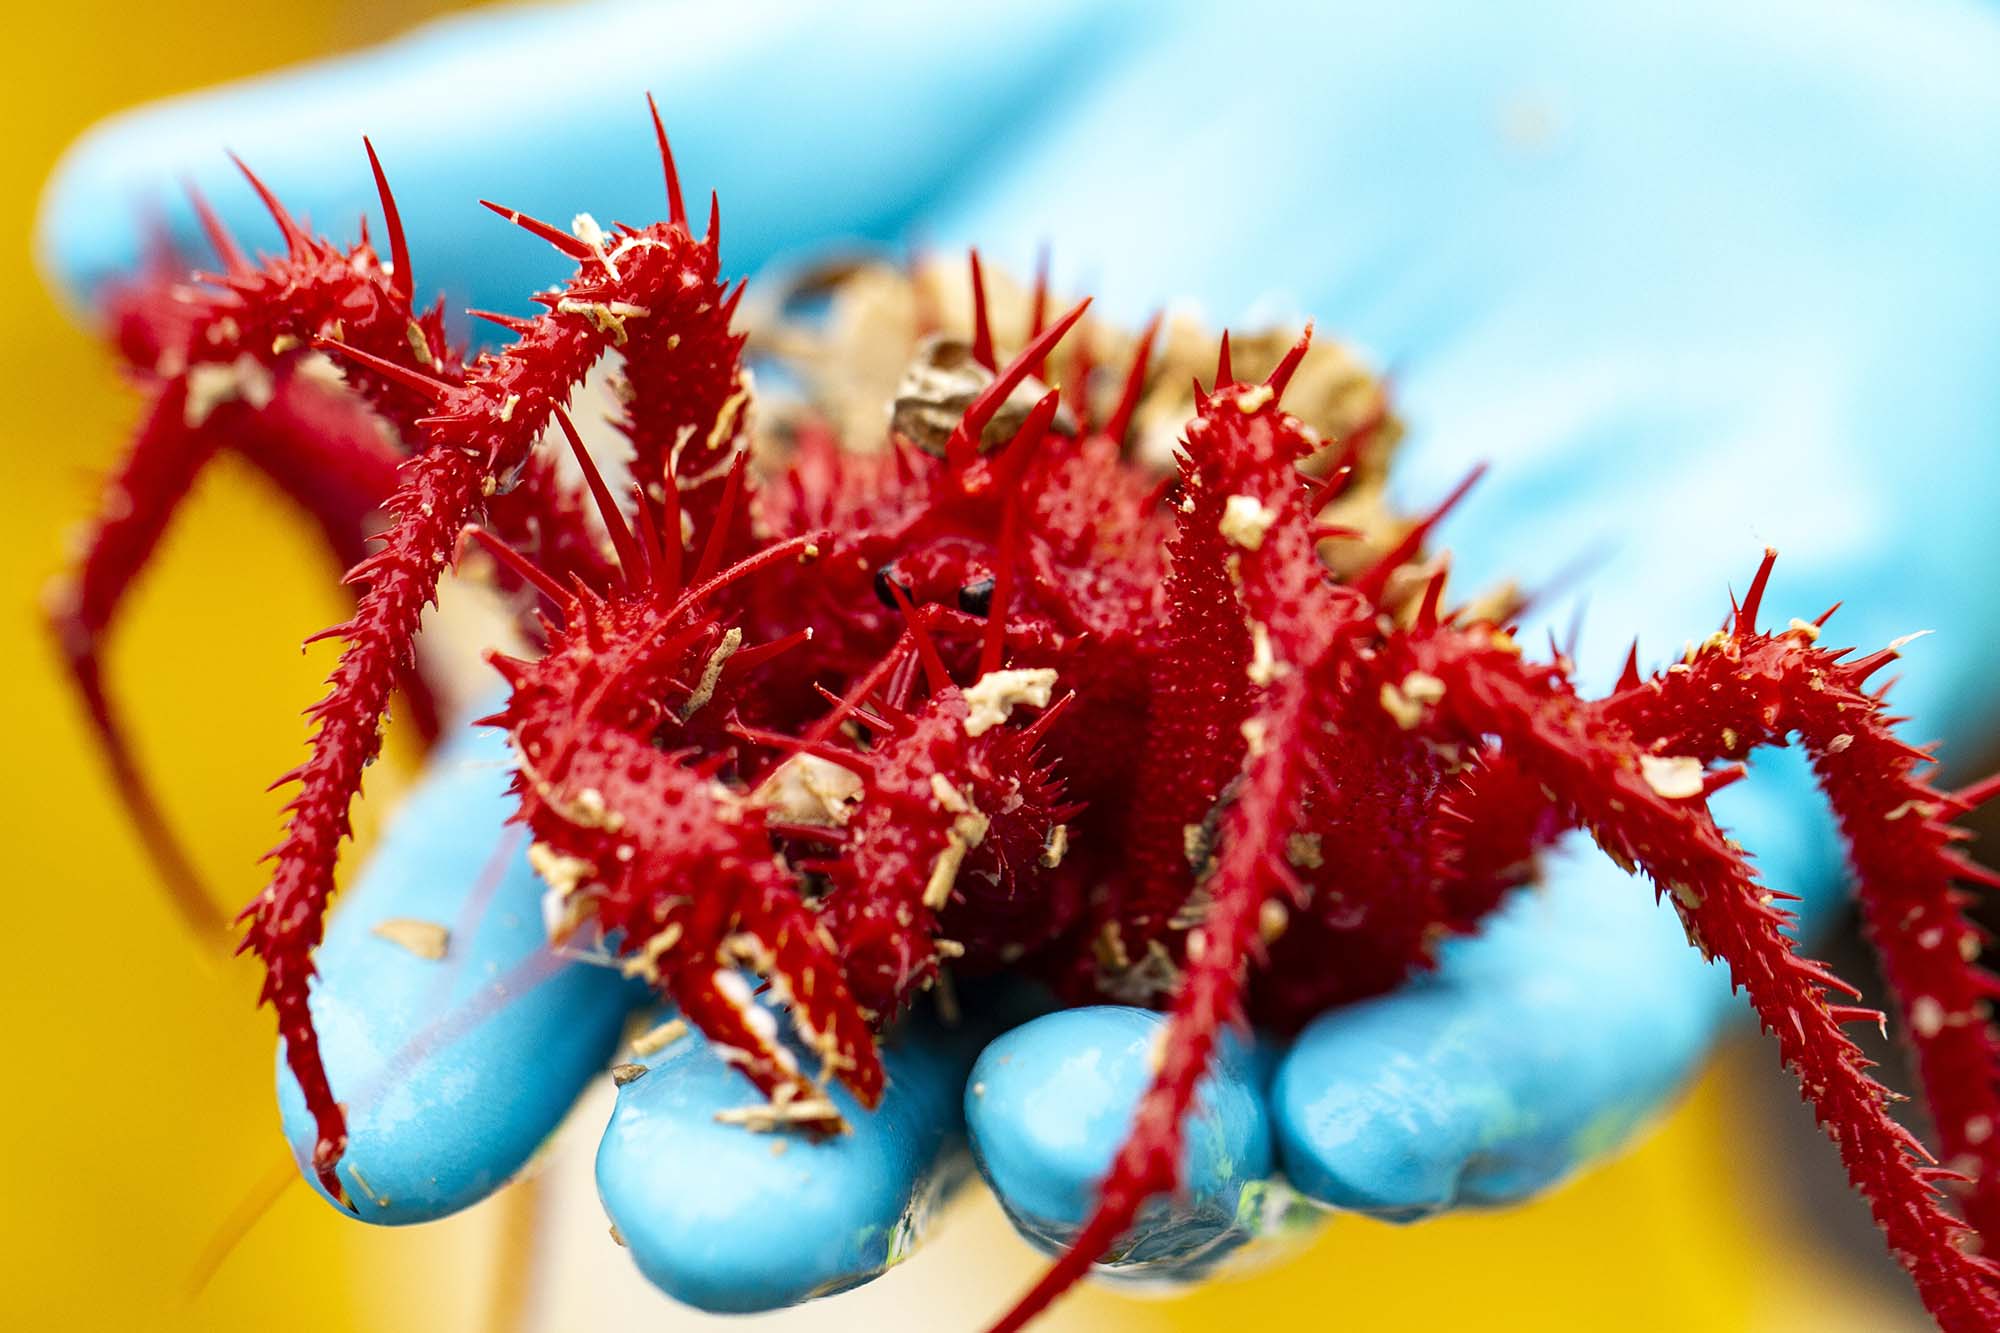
[873,563,913,609]
[957,575,996,616]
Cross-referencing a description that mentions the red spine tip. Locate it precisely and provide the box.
[478,199,593,260]
[361,138,413,303]
[969,249,996,373]
[1738,547,1779,638]
[229,154,309,254]
[647,92,689,232]
[1266,321,1314,400]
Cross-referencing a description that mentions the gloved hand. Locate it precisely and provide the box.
[40,0,2000,1310]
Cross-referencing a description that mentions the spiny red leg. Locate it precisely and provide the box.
[618,894,838,1124]
[1112,410,1254,937]
[987,671,1320,1333]
[1410,634,2000,1331]
[1806,717,2000,1251]
[256,160,746,1191]
[735,877,887,1106]
[806,668,1072,1021]
[992,337,1395,1330]
[1110,325,1350,950]
[647,885,879,1127]
[53,145,471,953]
[1597,584,2000,1256]
[667,953,838,1123]
[241,448,482,1203]
[46,378,226,937]
[515,711,885,1113]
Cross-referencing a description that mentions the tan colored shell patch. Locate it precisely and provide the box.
[1219,493,1278,550]
[962,668,1058,737]
[369,917,449,960]
[1639,754,1706,800]
[629,1017,689,1057]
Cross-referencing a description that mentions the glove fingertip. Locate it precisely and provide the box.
[1270,990,1497,1219]
[965,1007,1272,1269]
[275,718,635,1223]
[597,1007,970,1313]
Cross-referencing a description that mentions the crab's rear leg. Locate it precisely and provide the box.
[1415,635,2000,1331]
[51,363,465,943]
[1597,558,2000,1254]
[46,378,226,937]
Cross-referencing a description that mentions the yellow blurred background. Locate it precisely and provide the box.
[0,3,1937,1329]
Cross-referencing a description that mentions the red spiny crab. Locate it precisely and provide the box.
[50,106,2000,1332]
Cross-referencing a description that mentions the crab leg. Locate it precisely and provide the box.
[251,156,750,1197]
[52,151,463,945]
[995,341,1380,1326]
[667,958,837,1126]
[800,671,1073,1020]
[737,877,889,1107]
[51,356,474,944]
[518,715,886,1116]
[245,446,483,1202]
[252,308,603,1207]
[1408,628,2000,1332]
[1109,335,1342,946]
[987,664,1325,1333]
[57,405,463,948]
[1113,404,1255,939]
[46,379,225,936]
[1596,556,2000,1255]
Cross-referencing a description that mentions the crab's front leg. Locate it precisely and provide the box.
[1406,629,2000,1331]
[990,340,1379,1331]
[986,674,1317,1333]
[251,143,752,1200]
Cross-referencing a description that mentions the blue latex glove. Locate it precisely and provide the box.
[42,0,2000,1308]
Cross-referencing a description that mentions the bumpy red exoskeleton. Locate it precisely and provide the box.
[54,107,2000,1332]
